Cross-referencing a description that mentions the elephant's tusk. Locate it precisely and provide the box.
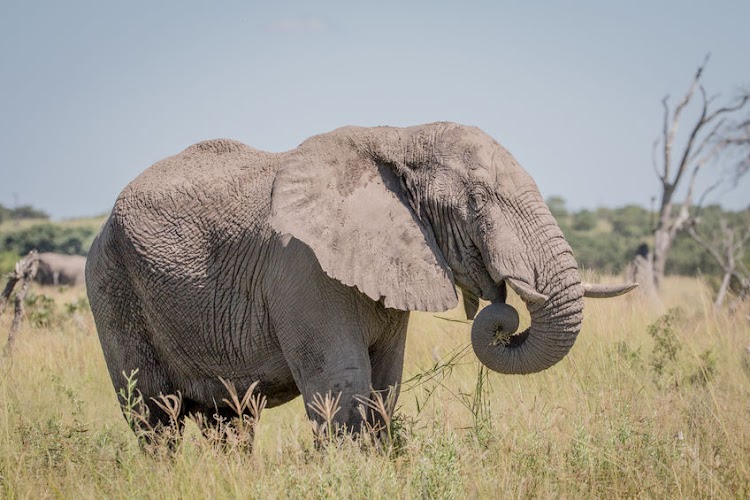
[582,282,638,298]
[506,277,549,304]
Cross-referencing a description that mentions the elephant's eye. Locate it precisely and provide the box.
[469,190,488,213]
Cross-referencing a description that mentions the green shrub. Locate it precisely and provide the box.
[1,223,95,256]
[647,308,683,387]
[0,251,20,275]
[23,291,59,328]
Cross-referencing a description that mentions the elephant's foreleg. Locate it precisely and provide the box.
[287,335,373,436]
[272,306,372,435]
[365,314,409,436]
[269,239,396,437]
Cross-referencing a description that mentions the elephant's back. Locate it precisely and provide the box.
[116,139,278,228]
[103,139,281,284]
[121,139,277,200]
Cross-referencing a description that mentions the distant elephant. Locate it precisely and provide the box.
[35,252,87,287]
[86,122,635,444]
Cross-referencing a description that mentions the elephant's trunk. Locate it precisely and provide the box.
[471,249,584,375]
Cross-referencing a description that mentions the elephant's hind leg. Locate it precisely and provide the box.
[88,269,186,451]
[104,327,186,451]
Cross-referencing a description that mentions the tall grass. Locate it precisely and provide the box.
[1,278,748,498]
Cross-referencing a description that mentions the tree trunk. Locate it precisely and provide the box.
[652,227,672,290]
[714,271,732,308]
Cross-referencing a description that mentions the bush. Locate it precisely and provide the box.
[0,251,20,275]
[1,224,95,256]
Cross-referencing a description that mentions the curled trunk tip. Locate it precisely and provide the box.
[470,280,584,374]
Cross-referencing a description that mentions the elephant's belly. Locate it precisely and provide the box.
[179,367,301,410]
[142,295,299,408]
[162,340,300,409]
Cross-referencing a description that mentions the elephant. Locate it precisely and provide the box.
[35,252,87,287]
[85,122,635,444]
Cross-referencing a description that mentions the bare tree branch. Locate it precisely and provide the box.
[661,96,672,185]
[704,94,750,124]
[687,118,726,164]
[660,54,710,188]
[671,86,709,194]
[652,137,662,181]
[687,224,728,269]
[687,216,750,309]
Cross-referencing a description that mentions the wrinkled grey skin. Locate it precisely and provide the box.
[86,122,630,443]
[36,252,87,287]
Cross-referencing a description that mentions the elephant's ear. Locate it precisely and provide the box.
[269,135,457,312]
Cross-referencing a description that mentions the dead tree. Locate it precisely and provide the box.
[651,55,750,291]
[687,216,750,309]
[1,250,40,356]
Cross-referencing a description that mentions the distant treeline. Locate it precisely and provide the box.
[0,203,97,273]
[0,203,49,223]
[547,196,750,281]
[1,223,96,257]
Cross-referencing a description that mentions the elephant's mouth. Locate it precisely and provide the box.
[472,277,539,348]
[460,278,507,321]
[461,272,551,323]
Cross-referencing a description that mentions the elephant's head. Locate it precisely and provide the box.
[270,123,635,374]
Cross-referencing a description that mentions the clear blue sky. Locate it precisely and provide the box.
[1,1,748,219]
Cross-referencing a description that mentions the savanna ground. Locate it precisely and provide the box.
[1,275,749,498]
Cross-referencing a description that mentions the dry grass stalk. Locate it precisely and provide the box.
[355,386,398,444]
[307,391,344,444]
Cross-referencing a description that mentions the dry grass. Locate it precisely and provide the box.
[1,278,749,498]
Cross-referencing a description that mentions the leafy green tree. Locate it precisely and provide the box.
[610,205,653,238]
[572,209,597,231]
[565,231,630,275]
